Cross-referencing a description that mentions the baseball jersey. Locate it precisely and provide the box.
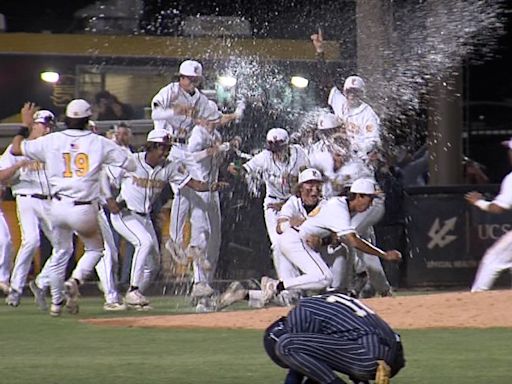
[286,293,398,346]
[21,129,134,201]
[107,152,191,214]
[299,196,355,239]
[279,195,326,228]
[328,87,381,155]
[187,124,223,184]
[0,144,50,196]
[242,145,310,201]
[492,171,512,209]
[151,82,210,142]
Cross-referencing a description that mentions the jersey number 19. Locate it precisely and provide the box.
[63,152,89,178]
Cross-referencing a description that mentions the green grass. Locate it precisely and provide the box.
[1,296,511,384]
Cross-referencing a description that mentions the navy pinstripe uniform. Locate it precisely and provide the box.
[264,293,405,384]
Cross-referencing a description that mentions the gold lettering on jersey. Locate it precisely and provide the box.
[21,161,45,172]
[131,176,165,189]
[62,152,90,178]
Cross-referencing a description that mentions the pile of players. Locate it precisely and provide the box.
[0,48,403,315]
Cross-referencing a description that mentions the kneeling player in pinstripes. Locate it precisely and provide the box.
[263,293,405,384]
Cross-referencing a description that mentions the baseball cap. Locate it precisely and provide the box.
[349,178,377,195]
[179,60,203,77]
[317,113,342,130]
[266,128,289,143]
[147,128,171,144]
[298,168,323,184]
[203,100,222,122]
[33,110,55,125]
[343,75,365,92]
[501,138,512,150]
[65,99,92,118]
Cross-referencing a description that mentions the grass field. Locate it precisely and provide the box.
[1,295,511,384]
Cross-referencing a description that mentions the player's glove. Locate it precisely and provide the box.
[375,360,391,384]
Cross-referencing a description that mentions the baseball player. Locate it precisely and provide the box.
[311,32,382,162]
[218,168,326,309]
[228,128,310,289]
[0,107,55,307]
[263,292,406,384]
[466,138,512,291]
[0,183,12,296]
[151,60,210,259]
[107,128,220,309]
[260,178,401,304]
[185,100,232,306]
[10,98,136,317]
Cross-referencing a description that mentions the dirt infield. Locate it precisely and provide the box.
[83,290,512,330]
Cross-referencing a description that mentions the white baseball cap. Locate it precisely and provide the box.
[203,100,222,121]
[65,99,92,118]
[349,178,377,195]
[501,138,512,150]
[343,75,365,93]
[179,60,203,77]
[33,110,55,125]
[147,128,171,143]
[298,168,323,184]
[317,113,342,130]
[266,128,289,143]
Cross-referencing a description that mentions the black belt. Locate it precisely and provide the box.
[53,195,92,206]
[17,194,50,200]
[131,210,148,217]
[268,195,286,200]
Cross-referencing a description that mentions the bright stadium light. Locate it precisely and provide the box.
[218,75,237,88]
[40,71,60,83]
[291,76,309,88]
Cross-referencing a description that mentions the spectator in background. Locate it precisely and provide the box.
[92,91,134,121]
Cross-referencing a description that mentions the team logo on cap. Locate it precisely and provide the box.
[312,170,319,177]
[194,65,200,75]
[352,78,357,86]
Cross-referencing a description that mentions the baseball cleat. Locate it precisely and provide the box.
[261,276,279,304]
[29,280,48,311]
[217,281,247,310]
[124,289,150,307]
[190,282,214,298]
[50,301,63,317]
[103,302,127,311]
[64,279,80,314]
[5,289,21,307]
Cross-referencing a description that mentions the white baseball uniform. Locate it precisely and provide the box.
[471,172,512,291]
[0,144,53,296]
[187,123,225,286]
[70,169,123,305]
[108,152,191,292]
[151,82,210,250]
[21,129,136,306]
[0,184,12,289]
[328,87,381,158]
[242,145,310,277]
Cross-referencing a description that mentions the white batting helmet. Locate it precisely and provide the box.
[266,128,289,144]
[179,60,203,77]
[298,168,323,184]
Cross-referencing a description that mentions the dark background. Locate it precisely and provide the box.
[2,0,512,180]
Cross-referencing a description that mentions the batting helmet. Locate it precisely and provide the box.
[263,316,289,369]
[343,75,365,93]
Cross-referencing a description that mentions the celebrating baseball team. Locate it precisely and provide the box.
[17,30,512,384]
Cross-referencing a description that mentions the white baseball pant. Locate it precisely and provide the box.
[9,196,53,294]
[47,199,103,305]
[471,230,512,291]
[0,208,12,285]
[278,229,333,290]
[111,211,158,292]
[189,190,221,284]
[169,185,192,248]
[74,208,120,304]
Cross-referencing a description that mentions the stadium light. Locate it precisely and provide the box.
[291,76,308,88]
[218,75,237,88]
[40,71,60,83]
